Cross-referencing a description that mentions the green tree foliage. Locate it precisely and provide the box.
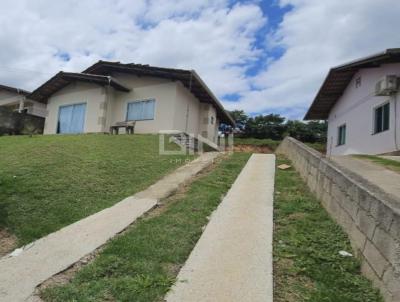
[244,114,287,140]
[286,120,327,143]
[228,110,248,129]
[228,110,327,143]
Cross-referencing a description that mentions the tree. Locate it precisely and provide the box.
[228,110,249,130]
[307,120,327,143]
[244,114,287,140]
[224,109,327,143]
[286,120,327,143]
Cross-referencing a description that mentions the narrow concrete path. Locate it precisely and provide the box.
[166,154,275,302]
[380,155,400,163]
[332,156,400,202]
[0,152,219,302]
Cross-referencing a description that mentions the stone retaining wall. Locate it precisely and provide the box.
[276,137,400,302]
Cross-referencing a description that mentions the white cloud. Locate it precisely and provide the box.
[1,0,400,119]
[0,0,265,98]
[230,0,400,118]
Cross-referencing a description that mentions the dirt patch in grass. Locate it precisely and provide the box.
[274,258,315,302]
[37,250,100,295]
[234,144,272,153]
[0,229,17,257]
[286,212,307,221]
[233,137,281,151]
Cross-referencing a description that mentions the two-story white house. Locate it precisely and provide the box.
[305,49,400,156]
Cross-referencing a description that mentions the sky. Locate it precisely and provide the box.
[1,0,400,119]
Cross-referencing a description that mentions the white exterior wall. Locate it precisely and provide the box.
[327,63,400,156]
[207,105,218,143]
[110,74,176,133]
[174,82,200,136]
[42,72,222,139]
[43,82,106,134]
[198,103,219,143]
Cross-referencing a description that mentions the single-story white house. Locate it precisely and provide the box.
[0,84,47,117]
[305,48,400,156]
[27,61,234,144]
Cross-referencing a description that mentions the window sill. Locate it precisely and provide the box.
[372,128,390,136]
[126,118,154,122]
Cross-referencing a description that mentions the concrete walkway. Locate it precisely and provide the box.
[0,152,219,302]
[166,154,275,302]
[380,155,400,163]
[332,156,400,202]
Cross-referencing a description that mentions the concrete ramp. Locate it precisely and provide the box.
[166,154,275,302]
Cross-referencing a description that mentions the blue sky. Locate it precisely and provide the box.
[1,0,400,120]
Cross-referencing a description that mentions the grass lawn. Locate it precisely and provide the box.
[305,142,326,154]
[274,156,382,302]
[233,137,281,150]
[0,134,193,246]
[353,155,400,173]
[41,152,250,302]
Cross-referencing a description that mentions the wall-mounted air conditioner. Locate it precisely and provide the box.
[375,75,398,96]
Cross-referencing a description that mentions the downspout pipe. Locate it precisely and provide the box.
[105,76,112,133]
[394,92,399,151]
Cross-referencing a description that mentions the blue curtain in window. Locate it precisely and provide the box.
[70,104,86,133]
[58,103,86,134]
[127,100,155,121]
[58,105,73,134]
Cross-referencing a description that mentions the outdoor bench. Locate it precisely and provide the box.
[110,121,136,134]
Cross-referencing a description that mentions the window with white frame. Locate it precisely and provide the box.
[374,102,390,134]
[337,124,346,146]
[126,99,155,121]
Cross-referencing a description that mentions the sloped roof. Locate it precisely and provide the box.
[305,48,400,120]
[0,84,30,96]
[83,61,235,125]
[28,72,130,102]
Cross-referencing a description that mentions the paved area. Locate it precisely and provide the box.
[332,156,400,201]
[166,154,275,302]
[0,152,219,302]
[380,155,400,163]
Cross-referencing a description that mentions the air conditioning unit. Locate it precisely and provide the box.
[375,75,398,96]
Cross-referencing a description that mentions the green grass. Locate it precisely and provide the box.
[305,142,326,154]
[274,156,382,302]
[41,153,250,302]
[233,137,281,150]
[0,134,193,245]
[353,155,400,173]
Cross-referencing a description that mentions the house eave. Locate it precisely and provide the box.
[28,72,130,103]
[304,48,400,120]
[83,61,235,126]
